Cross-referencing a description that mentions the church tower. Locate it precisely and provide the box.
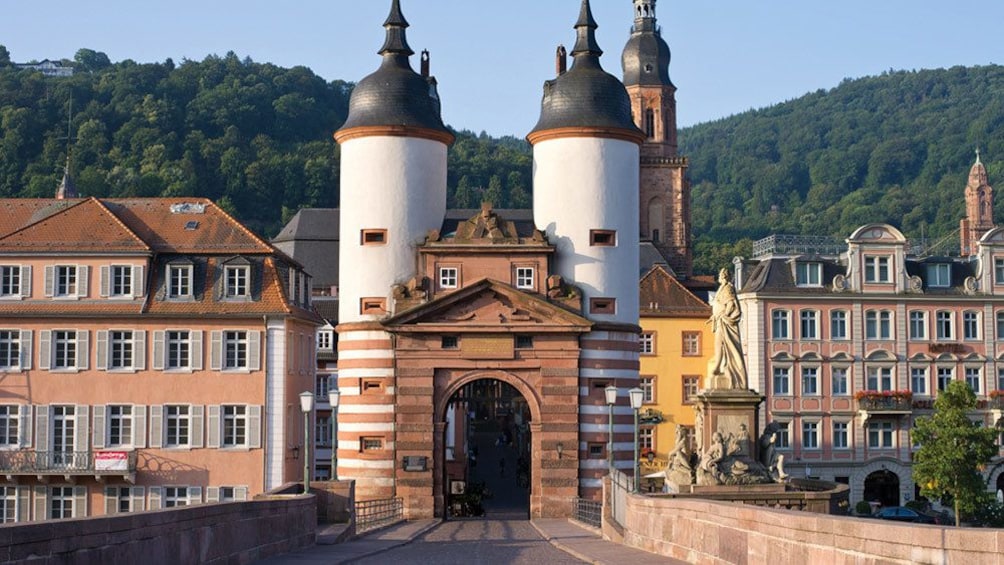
[622,0,692,276]
[960,150,995,256]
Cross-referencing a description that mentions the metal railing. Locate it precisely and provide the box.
[572,498,602,529]
[355,497,404,534]
[0,450,138,473]
[609,469,634,528]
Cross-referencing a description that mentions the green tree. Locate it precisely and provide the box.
[0,45,10,66]
[912,380,999,526]
[484,174,505,208]
[74,48,112,72]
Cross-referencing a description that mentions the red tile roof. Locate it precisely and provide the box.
[0,198,149,252]
[640,265,711,317]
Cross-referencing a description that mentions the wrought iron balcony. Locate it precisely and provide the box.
[0,450,138,478]
[856,394,912,413]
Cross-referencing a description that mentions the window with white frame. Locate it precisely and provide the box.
[315,374,331,398]
[864,256,891,283]
[106,486,142,514]
[832,367,849,395]
[775,423,790,449]
[515,267,534,290]
[107,405,133,448]
[110,265,133,297]
[866,366,893,391]
[167,331,191,370]
[0,406,18,447]
[0,487,15,523]
[49,486,75,519]
[909,311,928,340]
[997,312,1004,341]
[639,426,654,451]
[224,331,249,370]
[830,310,847,340]
[911,367,928,395]
[438,267,458,289]
[801,367,819,395]
[936,367,953,392]
[802,421,819,449]
[640,377,655,404]
[998,367,1004,392]
[0,330,20,370]
[316,416,331,447]
[682,332,701,356]
[935,311,953,340]
[800,310,819,340]
[0,266,22,297]
[54,266,78,297]
[682,376,700,403]
[963,311,980,340]
[996,258,1004,285]
[868,421,895,448]
[317,329,333,351]
[52,330,79,370]
[796,263,822,287]
[163,486,193,508]
[109,331,135,370]
[167,265,192,299]
[222,405,247,447]
[926,263,951,287]
[639,332,654,355]
[773,367,790,395]
[216,486,245,502]
[165,405,191,448]
[224,265,249,298]
[865,310,892,340]
[965,367,982,394]
[833,422,849,449]
[771,310,790,340]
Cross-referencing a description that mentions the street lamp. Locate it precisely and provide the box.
[299,391,314,494]
[604,385,618,474]
[328,388,340,481]
[628,387,645,493]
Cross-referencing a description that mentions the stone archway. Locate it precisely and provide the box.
[851,459,909,506]
[863,470,901,508]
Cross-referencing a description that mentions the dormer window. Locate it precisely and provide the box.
[0,265,28,299]
[167,264,193,299]
[864,256,891,283]
[795,262,822,287]
[515,267,535,290]
[926,263,951,288]
[225,265,249,298]
[47,265,86,298]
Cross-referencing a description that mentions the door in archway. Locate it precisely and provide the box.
[863,470,900,507]
[443,379,531,519]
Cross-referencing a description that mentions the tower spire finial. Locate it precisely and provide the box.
[378,0,414,57]
[571,0,602,58]
[976,147,982,165]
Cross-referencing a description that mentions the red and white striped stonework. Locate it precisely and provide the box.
[577,328,640,499]
[335,328,396,500]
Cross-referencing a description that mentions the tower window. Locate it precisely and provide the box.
[441,336,458,349]
[361,229,387,245]
[515,335,534,349]
[644,109,656,139]
[590,230,617,247]
[590,298,616,315]
[360,297,387,315]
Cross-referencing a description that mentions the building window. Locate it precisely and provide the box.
[49,486,75,519]
[0,487,15,523]
[865,310,892,340]
[52,330,78,370]
[0,266,22,297]
[108,405,133,448]
[773,367,790,395]
[830,310,847,340]
[802,421,819,449]
[640,377,655,404]
[866,366,893,391]
[441,336,458,350]
[439,267,458,289]
[795,262,822,287]
[775,423,790,449]
[222,405,248,447]
[589,230,616,247]
[800,310,819,340]
[164,486,192,508]
[515,267,534,290]
[360,229,387,245]
[315,416,331,447]
[682,332,701,356]
[588,443,605,459]
[0,406,18,447]
[361,437,383,451]
[997,312,1004,341]
[317,330,333,351]
[224,265,249,298]
[864,256,891,283]
[109,331,135,370]
[771,310,790,340]
[868,422,895,448]
[167,331,191,370]
[165,405,191,448]
[54,266,78,297]
[167,265,193,299]
[935,311,953,340]
[515,335,534,349]
[362,381,383,394]
[937,367,953,392]
[996,258,1004,285]
[0,330,20,370]
[963,311,980,340]
[644,109,655,139]
[909,311,927,340]
[315,374,332,398]
[965,367,982,394]
[360,298,387,315]
[223,331,249,370]
[926,263,951,287]
[911,367,928,395]
[110,265,133,297]
[832,367,849,396]
[801,367,819,395]
[639,332,654,355]
[108,486,139,514]
[998,368,1004,393]
[833,422,849,449]
[639,426,654,451]
[589,298,616,315]
[682,376,700,403]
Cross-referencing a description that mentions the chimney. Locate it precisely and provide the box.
[421,49,430,78]
[555,44,567,76]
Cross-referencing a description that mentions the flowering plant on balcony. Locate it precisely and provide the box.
[854,390,912,401]
[989,390,1004,399]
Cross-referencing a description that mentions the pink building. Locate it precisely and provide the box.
[0,196,320,522]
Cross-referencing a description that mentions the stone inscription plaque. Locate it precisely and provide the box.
[460,335,514,359]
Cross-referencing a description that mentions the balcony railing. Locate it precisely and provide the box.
[856,395,912,413]
[0,450,138,475]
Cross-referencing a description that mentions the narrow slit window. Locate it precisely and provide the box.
[360,297,387,315]
[590,230,617,247]
[590,298,616,315]
[361,229,387,245]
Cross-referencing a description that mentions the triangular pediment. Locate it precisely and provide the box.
[384,278,592,331]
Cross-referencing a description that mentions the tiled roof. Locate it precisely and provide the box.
[0,300,143,317]
[639,265,710,317]
[0,200,76,238]
[0,199,150,252]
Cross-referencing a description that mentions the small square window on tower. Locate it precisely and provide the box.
[515,335,534,349]
[441,336,459,349]
[360,297,387,315]
[590,298,616,315]
[360,229,387,245]
[590,230,617,247]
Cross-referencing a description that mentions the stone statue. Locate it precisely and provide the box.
[665,426,695,486]
[693,405,704,453]
[707,268,748,389]
[697,431,727,485]
[759,422,789,482]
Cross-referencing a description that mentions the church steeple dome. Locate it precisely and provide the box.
[961,148,996,256]
[622,0,673,88]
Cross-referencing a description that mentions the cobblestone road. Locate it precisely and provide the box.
[351,519,585,565]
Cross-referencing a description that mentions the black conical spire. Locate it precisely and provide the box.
[571,0,603,58]
[378,0,414,57]
[56,154,78,199]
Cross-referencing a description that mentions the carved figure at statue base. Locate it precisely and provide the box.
[759,422,789,482]
[665,426,696,486]
[695,430,773,486]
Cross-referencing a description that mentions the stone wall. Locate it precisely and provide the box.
[0,496,316,564]
[619,494,1004,564]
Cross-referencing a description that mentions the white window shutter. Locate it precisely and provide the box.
[130,487,145,511]
[248,405,262,449]
[207,406,221,449]
[19,265,31,298]
[39,330,51,370]
[191,331,204,371]
[149,406,163,448]
[210,331,222,370]
[248,331,261,371]
[188,486,203,505]
[206,487,220,503]
[73,486,87,518]
[92,405,106,450]
[235,486,248,501]
[132,265,145,297]
[77,265,89,298]
[19,330,31,370]
[191,405,204,448]
[152,331,165,371]
[44,266,54,297]
[74,405,89,453]
[99,266,110,298]
[104,487,118,515]
[134,331,146,370]
[33,486,47,521]
[18,405,32,448]
[16,486,29,522]
[132,405,147,449]
[76,330,89,370]
[148,487,162,511]
[95,331,108,371]
[34,405,49,452]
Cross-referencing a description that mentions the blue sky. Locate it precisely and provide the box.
[3,1,1002,137]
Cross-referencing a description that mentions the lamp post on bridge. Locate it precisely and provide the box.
[628,387,645,494]
[328,388,340,481]
[299,391,314,494]
[605,385,618,475]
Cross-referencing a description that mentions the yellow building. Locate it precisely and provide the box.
[638,266,712,473]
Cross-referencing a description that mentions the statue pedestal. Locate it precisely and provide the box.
[696,388,764,461]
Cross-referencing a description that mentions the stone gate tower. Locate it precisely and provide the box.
[961,150,996,256]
